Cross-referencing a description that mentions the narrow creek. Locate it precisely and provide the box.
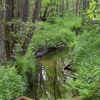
[27,48,72,100]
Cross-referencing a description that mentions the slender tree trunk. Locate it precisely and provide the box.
[87,0,90,9]
[66,0,69,16]
[32,0,41,22]
[17,0,24,20]
[4,0,14,60]
[83,0,87,11]
[0,4,6,65]
[41,4,50,21]
[76,0,79,16]
[23,0,29,21]
[61,0,65,17]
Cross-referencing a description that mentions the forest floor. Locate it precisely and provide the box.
[29,17,81,54]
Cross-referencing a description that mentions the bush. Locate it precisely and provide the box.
[0,67,25,100]
[31,20,75,52]
[15,48,36,89]
[71,24,83,35]
[67,27,100,100]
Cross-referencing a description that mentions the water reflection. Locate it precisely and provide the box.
[28,48,71,100]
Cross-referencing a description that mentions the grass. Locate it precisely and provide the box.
[67,26,100,100]
[0,67,25,100]
[29,17,81,52]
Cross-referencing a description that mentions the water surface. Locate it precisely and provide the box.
[28,48,72,100]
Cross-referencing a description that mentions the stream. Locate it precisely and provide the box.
[27,48,73,100]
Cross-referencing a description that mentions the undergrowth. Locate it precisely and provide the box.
[30,17,81,52]
[0,17,81,99]
[0,67,25,100]
[66,26,100,100]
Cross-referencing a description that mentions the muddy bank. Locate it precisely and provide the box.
[35,45,66,57]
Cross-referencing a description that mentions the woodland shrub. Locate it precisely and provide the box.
[0,67,25,100]
[66,27,100,100]
[71,24,83,35]
[31,20,76,52]
[15,48,36,88]
[31,31,73,52]
[82,0,100,26]
[55,17,81,29]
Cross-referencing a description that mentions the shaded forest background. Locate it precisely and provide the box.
[0,0,99,63]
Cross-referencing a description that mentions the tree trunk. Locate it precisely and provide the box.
[83,0,87,11]
[0,8,6,65]
[4,0,14,60]
[61,0,65,17]
[16,0,24,20]
[32,0,41,22]
[76,0,80,16]
[41,4,50,21]
[23,0,29,21]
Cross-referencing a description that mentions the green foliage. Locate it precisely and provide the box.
[82,0,100,25]
[31,30,71,52]
[71,24,83,35]
[74,28,100,64]
[41,0,61,15]
[67,27,100,99]
[6,19,36,83]
[55,17,81,30]
[42,0,51,7]
[0,67,25,100]
[47,17,57,24]
[15,49,35,85]
[87,0,96,19]
[30,18,78,52]
[0,1,6,10]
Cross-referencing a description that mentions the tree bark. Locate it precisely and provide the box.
[61,0,65,17]
[40,4,50,21]
[0,8,6,65]
[4,0,14,60]
[23,0,29,21]
[83,0,87,11]
[32,0,41,22]
[76,0,80,16]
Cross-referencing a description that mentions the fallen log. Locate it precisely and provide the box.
[62,60,73,72]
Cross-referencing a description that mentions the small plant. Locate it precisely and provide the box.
[71,24,83,36]
[15,48,36,88]
[66,26,100,99]
[87,0,96,19]
[82,0,100,25]
[0,67,25,100]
